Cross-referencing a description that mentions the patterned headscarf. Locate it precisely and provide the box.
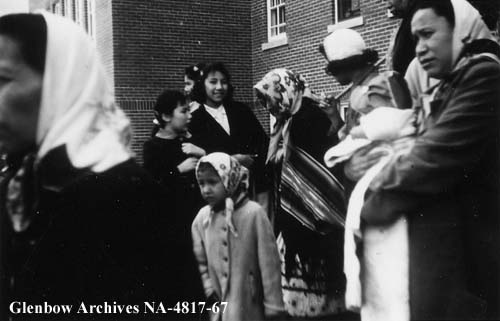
[254,68,306,164]
[196,152,250,237]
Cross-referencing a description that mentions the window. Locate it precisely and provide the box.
[337,0,360,22]
[83,0,96,39]
[49,0,95,39]
[61,0,66,16]
[53,1,62,15]
[73,0,81,25]
[267,0,286,41]
[328,0,364,32]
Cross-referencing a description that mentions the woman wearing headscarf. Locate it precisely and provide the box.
[345,0,500,319]
[0,13,171,319]
[254,69,349,319]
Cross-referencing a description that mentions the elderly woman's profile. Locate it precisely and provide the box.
[0,12,174,320]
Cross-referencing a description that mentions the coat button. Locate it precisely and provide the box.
[223,272,228,278]
[222,226,227,232]
[222,240,227,246]
[223,257,228,262]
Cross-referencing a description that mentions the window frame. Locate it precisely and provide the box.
[328,0,364,32]
[266,0,287,43]
[53,1,62,15]
[84,0,96,40]
[49,0,95,40]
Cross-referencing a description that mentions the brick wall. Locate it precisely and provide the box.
[251,0,398,107]
[110,0,253,160]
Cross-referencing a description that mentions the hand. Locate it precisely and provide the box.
[177,157,198,173]
[232,154,255,168]
[344,144,388,181]
[318,93,343,130]
[182,143,206,158]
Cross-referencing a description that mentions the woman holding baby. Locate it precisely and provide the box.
[336,0,500,319]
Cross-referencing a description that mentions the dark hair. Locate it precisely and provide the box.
[191,62,235,105]
[184,63,206,82]
[196,161,218,179]
[323,48,379,76]
[153,90,187,127]
[463,38,500,58]
[0,14,47,74]
[414,0,455,28]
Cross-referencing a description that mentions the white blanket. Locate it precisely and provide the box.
[343,148,409,321]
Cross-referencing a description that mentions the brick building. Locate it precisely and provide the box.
[252,0,399,115]
[32,0,498,159]
[32,0,254,159]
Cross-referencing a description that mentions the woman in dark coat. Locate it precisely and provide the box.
[0,13,174,320]
[189,62,269,195]
[254,68,348,319]
[347,0,500,319]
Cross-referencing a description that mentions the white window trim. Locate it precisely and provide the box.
[54,1,62,15]
[327,0,364,32]
[85,0,97,40]
[261,36,288,51]
[64,0,73,19]
[262,0,288,51]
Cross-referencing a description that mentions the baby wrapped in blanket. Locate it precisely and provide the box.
[325,70,418,321]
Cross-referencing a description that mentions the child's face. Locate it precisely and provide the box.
[167,102,191,133]
[197,167,226,207]
[184,76,195,97]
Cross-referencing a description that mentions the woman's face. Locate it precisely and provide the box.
[332,69,354,86]
[204,71,228,107]
[0,35,43,154]
[412,8,454,79]
[165,102,191,133]
[184,75,195,97]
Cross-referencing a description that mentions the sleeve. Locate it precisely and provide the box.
[239,102,270,193]
[191,211,215,298]
[366,71,412,110]
[142,140,159,175]
[364,61,500,221]
[254,207,285,317]
[142,140,180,190]
[290,103,336,163]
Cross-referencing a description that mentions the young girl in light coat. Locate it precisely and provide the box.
[192,152,285,321]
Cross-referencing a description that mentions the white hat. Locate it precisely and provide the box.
[322,29,366,61]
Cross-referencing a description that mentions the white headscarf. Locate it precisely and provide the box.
[449,0,496,68]
[36,12,132,172]
[405,0,496,102]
